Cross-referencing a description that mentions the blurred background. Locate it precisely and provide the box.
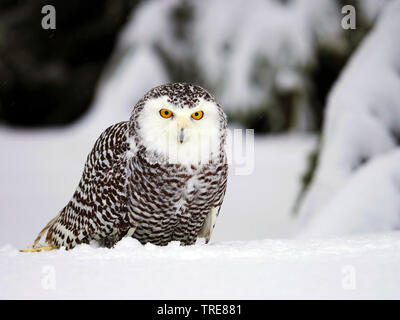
[0,0,382,129]
[1,0,399,248]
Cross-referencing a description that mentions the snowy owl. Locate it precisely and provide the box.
[22,83,228,252]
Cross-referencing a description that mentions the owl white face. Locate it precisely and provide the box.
[137,96,222,165]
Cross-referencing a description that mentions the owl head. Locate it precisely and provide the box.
[130,83,227,165]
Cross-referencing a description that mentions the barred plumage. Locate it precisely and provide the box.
[28,83,228,251]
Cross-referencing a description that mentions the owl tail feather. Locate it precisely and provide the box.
[19,214,60,253]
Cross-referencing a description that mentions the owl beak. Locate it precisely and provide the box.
[177,117,189,144]
[179,128,185,144]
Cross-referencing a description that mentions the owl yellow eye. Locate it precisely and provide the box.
[159,108,173,119]
[191,110,204,120]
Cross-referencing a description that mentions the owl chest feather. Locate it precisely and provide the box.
[126,149,222,245]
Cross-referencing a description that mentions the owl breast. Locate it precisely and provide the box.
[127,147,226,246]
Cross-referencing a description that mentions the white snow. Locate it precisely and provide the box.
[297,0,400,234]
[82,46,169,133]
[300,150,400,237]
[360,0,394,21]
[1,233,400,299]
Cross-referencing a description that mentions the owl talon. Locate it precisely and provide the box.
[19,246,56,253]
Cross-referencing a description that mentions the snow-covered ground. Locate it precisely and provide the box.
[0,127,323,299]
[1,233,400,299]
[1,128,399,299]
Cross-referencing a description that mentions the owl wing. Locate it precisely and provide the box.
[44,121,132,249]
[197,161,228,243]
[213,162,228,215]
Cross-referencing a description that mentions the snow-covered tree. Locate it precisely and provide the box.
[89,0,386,133]
[296,0,400,236]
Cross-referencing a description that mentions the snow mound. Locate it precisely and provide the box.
[297,0,400,234]
[2,233,400,299]
[300,150,400,237]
